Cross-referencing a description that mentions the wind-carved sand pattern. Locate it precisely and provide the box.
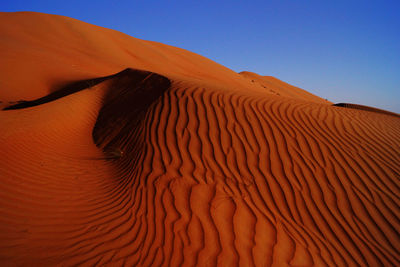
[0,12,400,267]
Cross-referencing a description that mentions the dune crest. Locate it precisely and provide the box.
[333,103,400,118]
[0,12,399,266]
[239,71,329,104]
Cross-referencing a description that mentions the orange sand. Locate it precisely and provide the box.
[0,12,399,266]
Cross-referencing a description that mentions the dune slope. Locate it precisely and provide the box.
[0,12,399,267]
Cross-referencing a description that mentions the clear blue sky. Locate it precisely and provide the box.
[2,0,400,112]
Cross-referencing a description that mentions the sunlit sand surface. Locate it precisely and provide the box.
[1,12,399,266]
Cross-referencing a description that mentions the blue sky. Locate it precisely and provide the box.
[2,0,400,112]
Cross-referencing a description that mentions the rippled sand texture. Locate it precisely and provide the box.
[1,12,399,266]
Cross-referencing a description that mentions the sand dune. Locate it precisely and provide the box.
[333,103,400,118]
[1,12,399,266]
[239,71,329,104]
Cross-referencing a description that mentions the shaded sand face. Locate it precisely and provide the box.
[1,12,400,266]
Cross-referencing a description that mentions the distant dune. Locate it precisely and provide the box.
[333,103,400,118]
[1,12,399,266]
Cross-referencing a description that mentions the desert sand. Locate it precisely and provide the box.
[0,12,399,266]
